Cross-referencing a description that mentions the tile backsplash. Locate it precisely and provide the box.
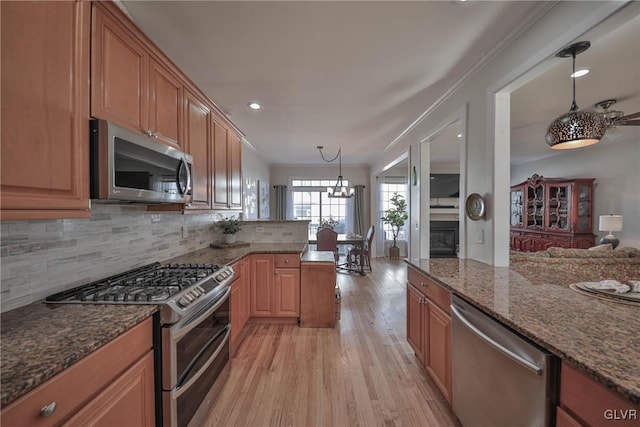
[0,206,308,312]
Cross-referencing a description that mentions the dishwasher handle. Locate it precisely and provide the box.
[451,304,543,375]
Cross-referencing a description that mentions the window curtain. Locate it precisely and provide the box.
[347,185,366,236]
[273,185,288,220]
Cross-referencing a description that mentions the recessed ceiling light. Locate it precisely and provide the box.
[248,102,262,110]
[457,134,462,138]
[571,69,589,78]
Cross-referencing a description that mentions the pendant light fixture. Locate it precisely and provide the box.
[545,41,607,150]
[317,146,354,198]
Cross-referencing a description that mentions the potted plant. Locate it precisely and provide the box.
[216,217,242,244]
[318,216,338,230]
[381,193,408,259]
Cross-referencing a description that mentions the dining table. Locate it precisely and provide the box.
[309,233,367,275]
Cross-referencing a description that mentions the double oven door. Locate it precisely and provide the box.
[162,287,230,427]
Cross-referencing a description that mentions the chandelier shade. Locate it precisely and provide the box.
[545,109,607,149]
[545,41,607,150]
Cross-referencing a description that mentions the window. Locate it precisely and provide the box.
[380,182,407,241]
[291,179,349,237]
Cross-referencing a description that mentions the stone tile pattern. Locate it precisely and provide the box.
[406,258,640,405]
[0,206,309,312]
[1,303,156,407]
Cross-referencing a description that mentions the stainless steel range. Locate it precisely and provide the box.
[46,262,234,427]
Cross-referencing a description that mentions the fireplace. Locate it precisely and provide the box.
[430,221,459,258]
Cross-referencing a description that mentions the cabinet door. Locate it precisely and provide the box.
[274,268,300,317]
[212,119,229,208]
[230,277,241,354]
[91,3,148,133]
[546,183,571,232]
[61,352,155,427]
[229,132,243,208]
[148,59,182,148]
[1,1,90,220]
[251,255,274,317]
[241,259,252,325]
[426,301,451,403]
[407,284,425,364]
[183,89,211,210]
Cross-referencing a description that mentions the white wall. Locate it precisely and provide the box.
[370,1,627,266]
[512,140,640,249]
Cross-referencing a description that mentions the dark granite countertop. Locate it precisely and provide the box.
[163,243,307,265]
[0,303,156,407]
[0,243,306,408]
[406,258,640,405]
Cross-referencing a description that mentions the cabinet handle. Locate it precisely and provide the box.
[40,402,57,417]
[421,281,428,287]
[284,259,289,264]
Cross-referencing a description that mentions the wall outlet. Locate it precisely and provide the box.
[181,226,188,239]
[255,226,264,233]
[475,229,484,244]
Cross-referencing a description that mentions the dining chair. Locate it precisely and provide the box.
[316,227,339,263]
[347,225,374,272]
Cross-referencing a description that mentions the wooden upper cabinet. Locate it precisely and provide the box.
[229,132,243,209]
[183,89,211,210]
[212,118,230,209]
[148,59,182,147]
[91,3,183,149]
[0,1,90,220]
[91,3,148,132]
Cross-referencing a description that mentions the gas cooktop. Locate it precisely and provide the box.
[45,262,234,324]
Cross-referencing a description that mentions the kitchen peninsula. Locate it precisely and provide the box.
[406,258,640,425]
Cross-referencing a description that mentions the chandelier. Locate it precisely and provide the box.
[317,146,354,198]
[545,41,607,150]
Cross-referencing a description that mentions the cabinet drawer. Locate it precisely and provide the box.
[1,317,153,427]
[560,362,640,427]
[407,267,450,314]
[274,253,300,268]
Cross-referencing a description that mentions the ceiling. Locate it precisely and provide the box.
[121,1,639,168]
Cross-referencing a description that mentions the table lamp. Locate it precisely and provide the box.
[598,214,623,249]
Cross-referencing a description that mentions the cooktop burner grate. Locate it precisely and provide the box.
[45,262,223,303]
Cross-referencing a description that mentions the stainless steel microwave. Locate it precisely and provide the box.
[90,120,192,204]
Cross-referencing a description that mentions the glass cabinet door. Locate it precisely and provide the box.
[546,184,570,231]
[510,188,523,227]
[576,183,592,232]
[526,185,544,228]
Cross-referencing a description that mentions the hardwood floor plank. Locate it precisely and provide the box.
[204,258,459,427]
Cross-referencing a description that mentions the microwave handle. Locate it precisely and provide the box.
[176,157,192,200]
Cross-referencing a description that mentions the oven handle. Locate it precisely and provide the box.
[172,286,230,341]
[173,325,230,399]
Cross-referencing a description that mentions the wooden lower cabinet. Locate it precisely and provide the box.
[425,302,451,403]
[1,0,90,220]
[61,352,155,427]
[300,261,337,328]
[559,361,640,426]
[406,284,425,363]
[250,254,300,320]
[274,268,300,317]
[0,318,154,427]
[406,266,452,403]
[230,257,251,355]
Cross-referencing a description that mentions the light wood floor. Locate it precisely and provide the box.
[204,258,459,427]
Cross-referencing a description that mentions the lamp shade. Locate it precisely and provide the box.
[598,215,623,232]
[545,110,608,149]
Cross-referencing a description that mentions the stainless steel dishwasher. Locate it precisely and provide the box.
[450,295,557,427]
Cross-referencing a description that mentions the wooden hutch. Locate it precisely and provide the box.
[510,174,596,252]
